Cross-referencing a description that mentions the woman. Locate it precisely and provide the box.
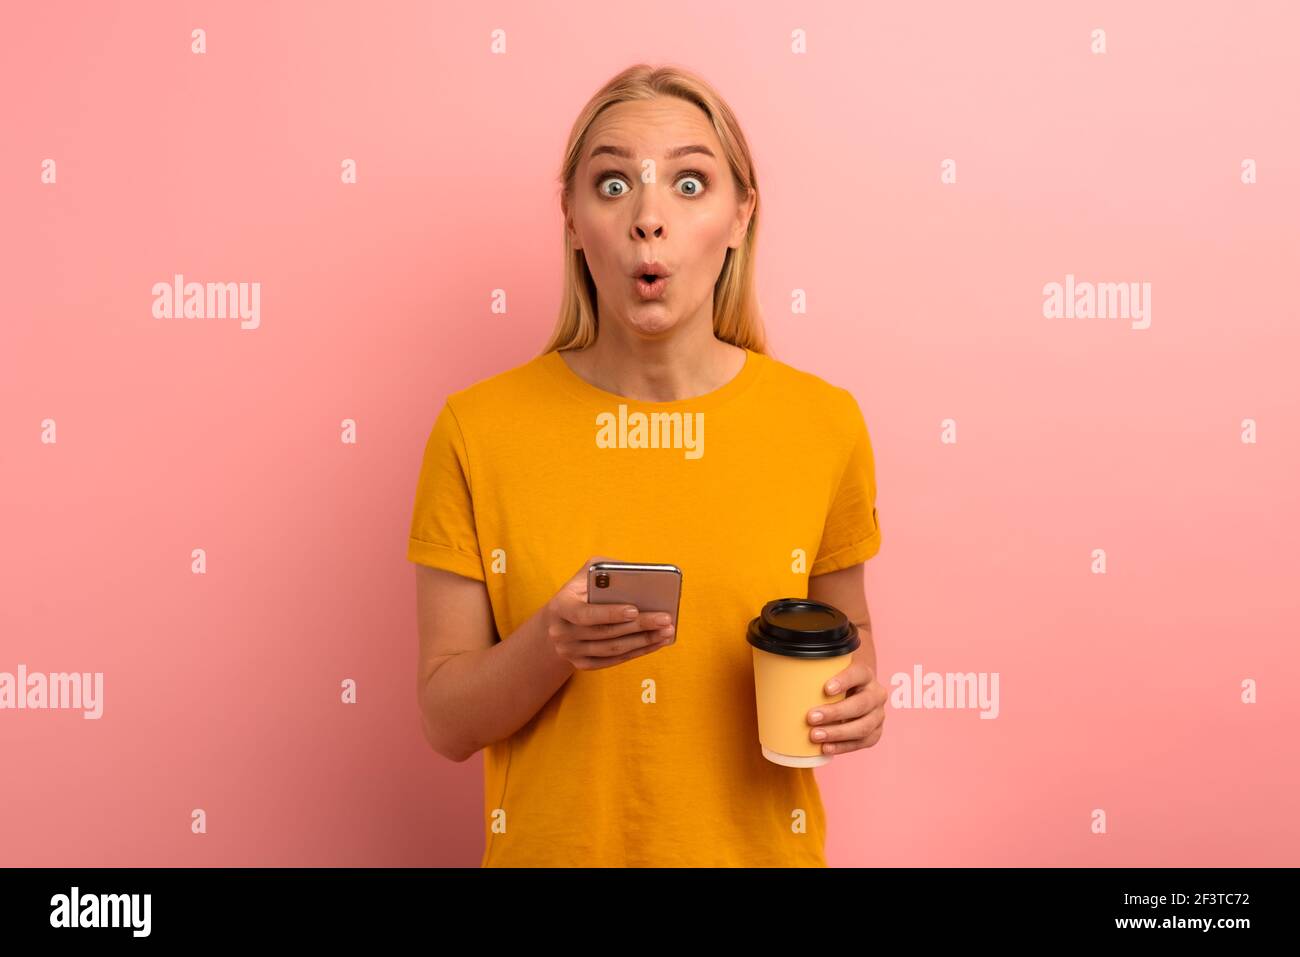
[409,64,887,867]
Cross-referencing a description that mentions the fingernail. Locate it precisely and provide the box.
[809,711,823,723]
[654,614,671,626]
[813,729,827,741]
[826,681,840,694]
[624,607,638,619]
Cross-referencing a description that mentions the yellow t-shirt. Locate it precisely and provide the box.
[407,346,882,867]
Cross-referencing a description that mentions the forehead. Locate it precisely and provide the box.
[583,97,719,160]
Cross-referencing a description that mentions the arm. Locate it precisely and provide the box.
[807,562,875,679]
[805,561,888,755]
[414,564,575,763]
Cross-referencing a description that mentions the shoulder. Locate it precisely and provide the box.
[439,351,555,423]
[758,352,865,424]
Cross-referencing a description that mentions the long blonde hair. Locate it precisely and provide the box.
[539,64,768,357]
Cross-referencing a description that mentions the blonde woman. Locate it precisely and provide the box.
[410,64,886,867]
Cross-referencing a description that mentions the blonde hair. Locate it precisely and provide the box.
[540,64,768,357]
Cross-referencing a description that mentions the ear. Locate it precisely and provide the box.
[729,186,756,248]
[562,195,583,251]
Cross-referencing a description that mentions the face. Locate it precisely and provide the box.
[564,97,755,340]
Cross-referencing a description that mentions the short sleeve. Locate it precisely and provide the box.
[809,392,882,576]
[407,400,487,582]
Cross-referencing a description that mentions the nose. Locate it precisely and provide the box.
[631,217,664,241]
[630,184,665,241]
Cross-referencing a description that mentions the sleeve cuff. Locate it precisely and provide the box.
[809,526,882,577]
[407,538,486,582]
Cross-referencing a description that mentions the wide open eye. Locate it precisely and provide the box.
[676,172,709,197]
[597,174,629,198]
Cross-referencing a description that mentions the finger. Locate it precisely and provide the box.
[809,708,884,745]
[566,612,672,642]
[568,556,619,602]
[818,722,885,755]
[807,686,874,726]
[577,555,618,578]
[564,597,641,627]
[573,556,619,589]
[579,623,675,654]
[563,626,674,660]
[824,662,873,697]
[573,635,672,670]
[609,611,674,636]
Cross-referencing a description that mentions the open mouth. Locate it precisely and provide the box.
[632,261,669,298]
[634,274,668,299]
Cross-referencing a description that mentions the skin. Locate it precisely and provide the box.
[559,96,755,400]
[416,96,885,762]
[807,564,887,756]
[564,96,886,757]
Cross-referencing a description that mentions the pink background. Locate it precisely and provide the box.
[2,0,1297,866]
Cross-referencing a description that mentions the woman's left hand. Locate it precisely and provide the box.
[806,662,887,755]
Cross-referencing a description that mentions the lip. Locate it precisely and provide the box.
[632,261,670,279]
[634,275,668,300]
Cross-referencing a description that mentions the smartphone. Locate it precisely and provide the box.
[586,562,683,630]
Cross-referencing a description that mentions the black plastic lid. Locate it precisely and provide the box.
[746,598,860,659]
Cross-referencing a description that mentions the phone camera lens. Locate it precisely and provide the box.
[595,573,609,588]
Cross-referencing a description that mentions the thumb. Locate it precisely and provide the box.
[578,555,617,576]
[571,556,617,589]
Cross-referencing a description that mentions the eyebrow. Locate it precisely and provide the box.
[588,144,716,161]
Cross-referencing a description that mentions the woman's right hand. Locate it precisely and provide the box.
[543,556,676,671]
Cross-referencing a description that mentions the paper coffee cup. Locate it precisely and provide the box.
[747,598,861,768]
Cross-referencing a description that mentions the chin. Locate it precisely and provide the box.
[624,310,680,337]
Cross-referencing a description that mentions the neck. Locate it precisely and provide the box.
[564,321,745,403]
